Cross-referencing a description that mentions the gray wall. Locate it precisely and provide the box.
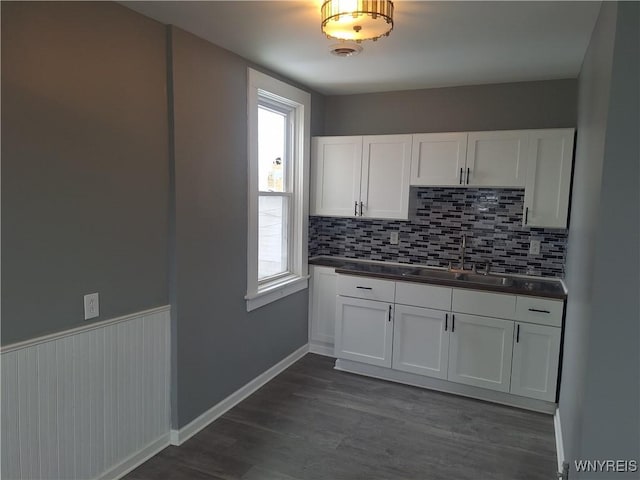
[560,2,640,476]
[324,79,577,135]
[559,2,616,466]
[1,2,169,344]
[577,2,639,476]
[169,27,324,428]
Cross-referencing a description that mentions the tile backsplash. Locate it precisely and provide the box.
[309,188,568,278]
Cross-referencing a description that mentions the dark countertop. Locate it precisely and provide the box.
[309,256,567,300]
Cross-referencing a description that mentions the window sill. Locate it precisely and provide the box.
[245,275,309,312]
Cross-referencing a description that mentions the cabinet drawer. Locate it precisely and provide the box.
[452,289,516,319]
[337,275,396,303]
[395,282,452,311]
[515,296,564,327]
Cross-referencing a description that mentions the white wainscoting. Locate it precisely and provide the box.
[1,306,171,480]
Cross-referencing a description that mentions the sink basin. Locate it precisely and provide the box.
[459,273,515,287]
[402,269,466,281]
[403,269,515,286]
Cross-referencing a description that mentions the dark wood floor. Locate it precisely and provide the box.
[125,354,557,480]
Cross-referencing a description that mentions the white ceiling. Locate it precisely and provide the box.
[122,1,601,95]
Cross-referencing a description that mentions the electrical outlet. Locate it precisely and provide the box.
[84,293,99,320]
[390,231,399,245]
[529,239,541,255]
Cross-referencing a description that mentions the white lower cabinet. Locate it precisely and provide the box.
[392,305,449,379]
[332,275,564,406]
[335,296,394,368]
[447,313,515,393]
[510,322,561,401]
[309,266,338,349]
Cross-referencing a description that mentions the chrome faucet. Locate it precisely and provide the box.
[460,234,466,270]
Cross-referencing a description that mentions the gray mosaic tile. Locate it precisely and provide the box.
[309,187,568,278]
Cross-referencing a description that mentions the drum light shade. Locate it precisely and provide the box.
[321,0,394,43]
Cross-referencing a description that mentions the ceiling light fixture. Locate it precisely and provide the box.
[321,0,394,43]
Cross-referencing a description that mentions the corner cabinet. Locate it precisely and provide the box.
[308,265,338,354]
[523,128,575,228]
[311,135,412,220]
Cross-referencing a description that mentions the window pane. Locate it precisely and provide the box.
[258,195,289,280]
[258,106,287,192]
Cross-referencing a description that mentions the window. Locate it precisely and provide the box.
[246,69,310,311]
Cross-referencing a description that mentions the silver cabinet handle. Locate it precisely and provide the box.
[451,314,455,333]
[445,313,448,332]
[459,168,463,185]
[359,201,364,216]
[388,305,392,322]
[466,167,470,184]
[354,201,358,216]
[525,207,529,225]
[356,286,372,290]
[516,324,521,343]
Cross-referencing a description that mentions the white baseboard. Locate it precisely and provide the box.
[102,433,170,480]
[170,344,309,446]
[308,342,335,357]
[554,407,565,473]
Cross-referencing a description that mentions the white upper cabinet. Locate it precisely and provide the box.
[311,134,412,219]
[410,133,468,186]
[312,129,575,227]
[523,129,575,228]
[361,135,412,219]
[466,130,529,187]
[311,136,362,217]
[410,130,529,187]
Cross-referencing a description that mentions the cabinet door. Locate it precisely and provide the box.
[392,305,450,379]
[309,266,338,346]
[447,313,514,392]
[510,323,561,402]
[360,135,412,219]
[311,136,362,216]
[335,296,393,367]
[410,133,468,186]
[466,131,528,187]
[523,129,575,228]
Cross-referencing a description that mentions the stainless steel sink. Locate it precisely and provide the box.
[460,273,515,287]
[402,269,466,281]
[403,268,514,286]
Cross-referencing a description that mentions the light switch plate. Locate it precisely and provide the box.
[390,231,399,245]
[529,239,541,255]
[84,293,99,320]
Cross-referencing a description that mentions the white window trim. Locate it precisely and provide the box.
[246,68,310,312]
